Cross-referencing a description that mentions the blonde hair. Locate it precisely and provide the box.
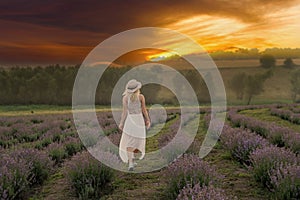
[130,89,140,102]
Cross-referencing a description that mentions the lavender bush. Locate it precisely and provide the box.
[47,142,67,164]
[177,184,234,200]
[250,146,299,188]
[270,164,300,199]
[65,151,115,199]
[64,136,85,157]
[34,137,52,150]
[283,133,300,154]
[221,125,269,165]
[0,152,33,200]
[291,113,300,124]
[0,148,53,199]
[165,154,217,199]
[17,148,54,185]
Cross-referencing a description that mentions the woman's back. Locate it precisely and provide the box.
[127,94,142,114]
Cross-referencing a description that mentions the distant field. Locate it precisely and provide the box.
[215,58,300,68]
[3,58,299,69]
[0,105,111,116]
[159,64,297,104]
[220,66,296,104]
[0,58,299,107]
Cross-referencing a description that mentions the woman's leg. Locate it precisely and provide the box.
[127,147,135,170]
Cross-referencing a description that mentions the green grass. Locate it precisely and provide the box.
[0,105,202,116]
[0,104,104,116]
[30,170,76,200]
[146,114,179,152]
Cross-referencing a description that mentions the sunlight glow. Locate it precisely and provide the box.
[147,52,176,61]
[163,5,300,53]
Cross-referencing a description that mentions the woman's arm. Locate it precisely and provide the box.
[140,94,151,128]
[119,96,128,130]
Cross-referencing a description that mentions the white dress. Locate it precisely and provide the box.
[119,95,146,163]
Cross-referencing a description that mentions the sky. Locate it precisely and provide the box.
[1,0,300,65]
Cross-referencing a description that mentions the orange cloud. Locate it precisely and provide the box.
[164,3,300,53]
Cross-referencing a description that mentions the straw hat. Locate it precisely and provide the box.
[122,79,142,95]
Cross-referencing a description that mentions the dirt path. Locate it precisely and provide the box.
[31,168,77,200]
[102,171,167,200]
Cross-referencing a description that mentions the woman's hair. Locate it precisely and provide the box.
[130,89,140,102]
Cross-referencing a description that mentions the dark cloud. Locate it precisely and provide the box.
[0,0,299,64]
[1,0,298,33]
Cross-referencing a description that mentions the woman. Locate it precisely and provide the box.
[119,79,151,171]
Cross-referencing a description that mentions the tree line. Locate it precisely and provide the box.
[0,65,210,105]
[211,48,300,60]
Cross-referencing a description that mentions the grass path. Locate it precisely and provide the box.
[204,146,270,199]
[30,168,77,200]
[101,171,167,200]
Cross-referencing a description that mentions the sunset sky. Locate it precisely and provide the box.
[1,0,300,65]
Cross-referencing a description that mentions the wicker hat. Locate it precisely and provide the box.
[122,79,142,95]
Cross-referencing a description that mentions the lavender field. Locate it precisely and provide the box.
[1,104,300,199]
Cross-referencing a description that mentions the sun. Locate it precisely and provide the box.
[147,52,176,61]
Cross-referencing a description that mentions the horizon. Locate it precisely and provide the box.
[1,47,300,68]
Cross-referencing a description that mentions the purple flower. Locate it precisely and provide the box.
[250,145,299,188]
[270,164,300,199]
[64,151,115,199]
[177,184,235,200]
[221,126,269,165]
[165,154,218,199]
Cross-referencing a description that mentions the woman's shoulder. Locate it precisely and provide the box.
[139,93,145,99]
[139,94,146,104]
[122,95,128,102]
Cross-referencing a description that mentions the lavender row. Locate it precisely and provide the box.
[290,106,300,113]
[158,116,180,148]
[204,114,269,165]
[227,109,300,154]
[205,113,300,199]
[0,114,76,148]
[270,107,300,124]
[0,111,122,149]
